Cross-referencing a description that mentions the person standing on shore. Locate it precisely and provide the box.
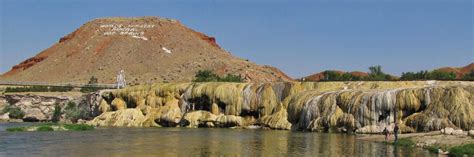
[394,124,399,142]
[383,127,389,142]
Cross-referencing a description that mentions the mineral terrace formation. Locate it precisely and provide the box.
[87,81,474,133]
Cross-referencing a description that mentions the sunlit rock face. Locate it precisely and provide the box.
[0,94,73,121]
[89,81,473,133]
[287,86,473,133]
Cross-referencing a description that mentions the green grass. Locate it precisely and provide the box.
[6,123,94,132]
[385,138,415,147]
[382,137,473,156]
[36,126,54,131]
[6,127,26,132]
[426,145,439,153]
[63,124,94,131]
[449,144,474,157]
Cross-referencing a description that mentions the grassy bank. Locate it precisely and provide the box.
[385,138,416,147]
[383,137,474,157]
[6,123,94,132]
[449,144,474,157]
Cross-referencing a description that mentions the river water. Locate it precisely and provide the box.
[0,122,435,157]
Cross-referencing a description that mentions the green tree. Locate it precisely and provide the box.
[193,70,242,82]
[193,70,220,82]
[426,70,456,80]
[369,65,383,76]
[366,65,391,81]
[321,71,341,81]
[462,70,474,81]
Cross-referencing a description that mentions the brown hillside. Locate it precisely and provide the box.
[436,63,474,78]
[0,17,292,84]
[304,62,474,81]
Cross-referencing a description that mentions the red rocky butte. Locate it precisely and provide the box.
[0,17,292,84]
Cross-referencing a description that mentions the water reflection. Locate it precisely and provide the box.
[0,123,434,157]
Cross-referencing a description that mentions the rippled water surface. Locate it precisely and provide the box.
[0,122,434,157]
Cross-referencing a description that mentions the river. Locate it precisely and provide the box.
[0,122,435,157]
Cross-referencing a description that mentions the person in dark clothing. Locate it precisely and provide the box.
[382,127,389,142]
[393,125,399,142]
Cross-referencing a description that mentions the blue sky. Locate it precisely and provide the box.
[0,0,472,78]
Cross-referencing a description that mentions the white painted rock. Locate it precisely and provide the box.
[444,127,454,135]
[440,128,445,134]
[468,130,474,136]
[0,113,10,121]
[425,139,437,145]
[438,149,449,155]
[452,129,464,135]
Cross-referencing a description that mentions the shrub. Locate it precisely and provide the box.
[63,101,90,123]
[220,74,242,82]
[80,86,106,93]
[88,76,98,84]
[49,86,74,92]
[193,70,221,82]
[193,70,242,82]
[51,103,62,123]
[5,86,48,92]
[462,70,474,81]
[2,105,25,119]
[5,85,73,93]
[425,145,448,154]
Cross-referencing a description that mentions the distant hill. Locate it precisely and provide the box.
[302,63,473,81]
[0,17,292,84]
[436,63,474,79]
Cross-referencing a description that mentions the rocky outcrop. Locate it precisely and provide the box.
[286,86,473,133]
[181,111,246,128]
[0,94,72,121]
[182,111,219,127]
[87,109,156,127]
[0,92,106,122]
[88,81,474,133]
[468,130,474,136]
[0,113,10,121]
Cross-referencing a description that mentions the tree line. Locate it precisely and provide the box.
[304,66,474,82]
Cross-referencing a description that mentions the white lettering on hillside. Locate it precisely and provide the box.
[162,47,172,54]
[100,24,155,41]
